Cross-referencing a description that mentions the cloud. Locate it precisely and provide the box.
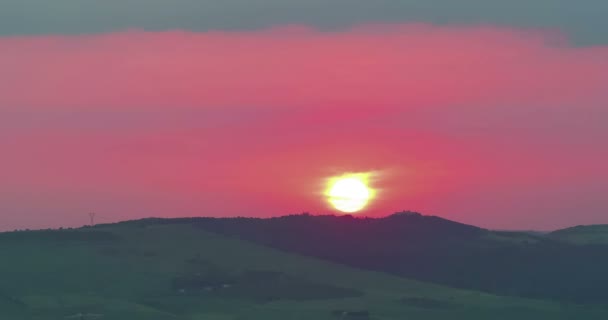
[1,1,608,45]
[1,24,606,112]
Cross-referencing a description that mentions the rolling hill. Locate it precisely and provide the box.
[1,218,607,319]
[142,212,608,304]
[549,225,608,245]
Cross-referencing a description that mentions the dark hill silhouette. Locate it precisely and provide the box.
[549,224,608,244]
[119,212,608,304]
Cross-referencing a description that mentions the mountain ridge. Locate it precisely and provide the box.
[99,211,608,304]
[4,212,608,304]
[5,218,602,319]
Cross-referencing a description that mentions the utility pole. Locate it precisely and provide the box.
[88,212,96,226]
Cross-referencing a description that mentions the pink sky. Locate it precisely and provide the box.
[1,24,607,231]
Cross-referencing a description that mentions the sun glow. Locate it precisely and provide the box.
[325,173,375,213]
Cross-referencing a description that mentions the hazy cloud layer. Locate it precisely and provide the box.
[1,1,608,44]
[2,25,606,111]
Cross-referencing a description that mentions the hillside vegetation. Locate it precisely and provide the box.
[1,221,606,319]
[550,225,608,245]
[156,212,608,304]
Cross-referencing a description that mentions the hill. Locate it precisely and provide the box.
[1,221,606,319]
[549,225,608,244]
[131,212,608,304]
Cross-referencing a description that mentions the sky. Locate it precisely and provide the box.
[1,1,607,231]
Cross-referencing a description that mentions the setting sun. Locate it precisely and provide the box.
[326,173,374,213]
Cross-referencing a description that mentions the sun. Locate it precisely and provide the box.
[325,173,374,213]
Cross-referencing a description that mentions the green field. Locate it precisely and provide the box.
[1,223,606,319]
[550,225,608,245]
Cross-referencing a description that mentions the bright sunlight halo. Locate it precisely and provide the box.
[326,173,374,213]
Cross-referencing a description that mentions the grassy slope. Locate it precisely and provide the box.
[550,225,608,245]
[0,223,605,320]
[182,214,608,303]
